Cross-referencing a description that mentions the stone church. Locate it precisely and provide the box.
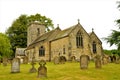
[25,20,103,62]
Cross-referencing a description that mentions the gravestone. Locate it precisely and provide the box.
[29,57,37,73]
[38,60,47,78]
[54,56,60,64]
[102,57,108,65]
[23,56,28,64]
[59,56,66,64]
[11,58,20,73]
[95,55,102,69]
[71,56,76,62]
[109,56,113,62]
[115,56,120,64]
[3,57,7,66]
[113,55,116,62]
[109,55,116,63]
[80,55,89,69]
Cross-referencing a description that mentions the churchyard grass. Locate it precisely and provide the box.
[0,62,120,80]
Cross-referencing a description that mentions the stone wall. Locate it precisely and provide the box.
[69,25,91,60]
[51,37,69,60]
[90,32,103,57]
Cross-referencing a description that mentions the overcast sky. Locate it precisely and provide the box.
[0,0,120,50]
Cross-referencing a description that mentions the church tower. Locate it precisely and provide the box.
[27,21,46,46]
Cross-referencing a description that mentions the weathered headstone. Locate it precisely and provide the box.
[115,56,120,64]
[71,56,76,62]
[59,56,66,64]
[95,55,102,69]
[113,55,116,62]
[54,56,60,64]
[11,58,20,73]
[102,57,108,65]
[38,60,47,78]
[109,56,113,62]
[29,57,37,73]
[23,56,28,64]
[80,55,89,69]
[3,57,7,66]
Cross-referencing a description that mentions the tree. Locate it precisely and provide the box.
[104,2,120,50]
[6,13,54,56]
[27,13,54,31]
[0,33,13,58]
[104,49,120,56]
[6,15,28,55]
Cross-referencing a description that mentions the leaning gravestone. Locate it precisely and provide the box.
[29,57,37,73]
[59,56,66,64]
[80,55,89,69]
[95,55,102,69]
[54,56,60,64]
[38,60,47,78]
[11,58,20,73]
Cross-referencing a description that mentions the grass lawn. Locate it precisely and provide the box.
[0,62,120,80]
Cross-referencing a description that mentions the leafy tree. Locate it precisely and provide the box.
[103,50,112,56]
[105,30,120,50]
[27,13,54,31]
[104,2,120,50]
[6,13,54,56]
[104,49,120,56]
[0,33,13,58]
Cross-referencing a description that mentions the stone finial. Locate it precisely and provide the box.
[78,19,80,24]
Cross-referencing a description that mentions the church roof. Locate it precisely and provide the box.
[26,24,76,50]
[26,22,102,50]
[29,24,77,46]
[51,24,76,41]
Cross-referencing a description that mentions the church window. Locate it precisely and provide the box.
[39,46,45,56]
[92,41,97,53]
[76,31,83,48]
[63,45,66,54]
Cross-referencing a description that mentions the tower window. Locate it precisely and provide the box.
[39,46,45,56]
[92,41,97,53]
[76,31,83,48]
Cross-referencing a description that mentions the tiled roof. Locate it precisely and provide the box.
[52,24,77,40]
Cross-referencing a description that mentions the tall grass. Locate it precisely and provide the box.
[0,62,120,80]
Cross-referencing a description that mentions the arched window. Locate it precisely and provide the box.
[92,41,97,53]
[63,45,65,54]
[76,31,83,48]
[39,46,45,56]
